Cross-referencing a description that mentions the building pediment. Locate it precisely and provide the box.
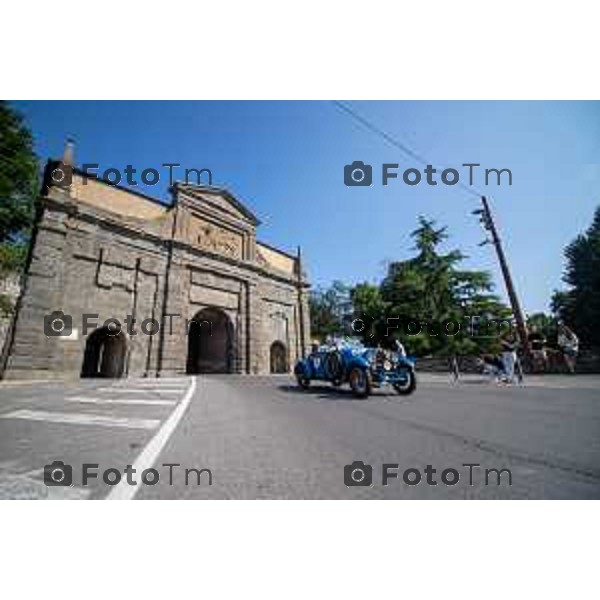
[173,183,260,228]
[173,183,261,262]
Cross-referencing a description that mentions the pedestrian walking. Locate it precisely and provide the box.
[449,354,460,383]
[501,335,518,383]
[558,323,579,374]
[514,351,525,384]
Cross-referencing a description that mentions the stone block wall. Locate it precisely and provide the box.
[2,175,311,380]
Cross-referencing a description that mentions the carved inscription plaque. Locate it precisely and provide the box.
[190,217,243,259]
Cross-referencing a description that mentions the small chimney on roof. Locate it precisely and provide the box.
[41,138,76,195]
[62,138,75,166]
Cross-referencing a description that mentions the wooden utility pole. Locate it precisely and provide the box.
[475,196,530,358]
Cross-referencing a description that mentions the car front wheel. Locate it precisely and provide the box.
[349,367,371,398]
[393,370,416,395]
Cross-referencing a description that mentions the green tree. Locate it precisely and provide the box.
[0,242,28,276]
[309,280,352,341]
[351,282,387,319]
[0,295,13,318]
[349,282,389,345]
[0,101,38,315]
[0,101,38,245]
[376,217,510,356]
[552,206,600,348]
[526,312,558,345]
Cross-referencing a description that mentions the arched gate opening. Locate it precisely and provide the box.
[187,308,233,374]
[270,341,288,373]
[81,328,127,378]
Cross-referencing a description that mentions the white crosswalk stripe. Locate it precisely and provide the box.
[0,409,161,430]
[67,397,177,406]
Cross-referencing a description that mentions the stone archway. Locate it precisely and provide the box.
[187,308,233,374]
[81,328,127,378]
[270,341,288,374]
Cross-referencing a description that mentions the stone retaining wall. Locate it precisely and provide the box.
[416,352,600,374]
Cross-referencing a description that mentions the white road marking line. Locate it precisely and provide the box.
[67,397,177,406]
[0,379,61,387]
[106,376,197,501]
[0,409,160,430]
[96,388,183,394]
[113,380,188,385]
[109,379,188,386]
[104,378,187,389]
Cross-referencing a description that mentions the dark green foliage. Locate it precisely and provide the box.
[366,217,510,356]
[0,242,28,276]
[309,280,352,341]
[526,312,558,345]
[0,293,14,317]
[311,216,511,357]
[552,206,600,348]
[0,101,38,246]
[0,101,38,315]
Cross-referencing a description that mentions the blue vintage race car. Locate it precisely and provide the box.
[294,341,416,398]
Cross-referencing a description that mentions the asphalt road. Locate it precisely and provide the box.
[1,374,599,499]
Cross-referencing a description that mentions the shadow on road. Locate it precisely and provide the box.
[277,384,412,402]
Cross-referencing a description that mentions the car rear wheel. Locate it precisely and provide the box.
[393,370,416,395]
[349,367,371,398]
[296,375,311,390]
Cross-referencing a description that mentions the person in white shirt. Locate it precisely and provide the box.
[557,323,579,374]
[395,339,407,357]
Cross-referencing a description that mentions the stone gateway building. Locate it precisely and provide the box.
[1,154,311,380]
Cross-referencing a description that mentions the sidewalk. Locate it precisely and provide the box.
[419,371,600,390]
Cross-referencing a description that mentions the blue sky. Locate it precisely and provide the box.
[12,100,600,313]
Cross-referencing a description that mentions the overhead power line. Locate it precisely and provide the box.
[331,100,483,199]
